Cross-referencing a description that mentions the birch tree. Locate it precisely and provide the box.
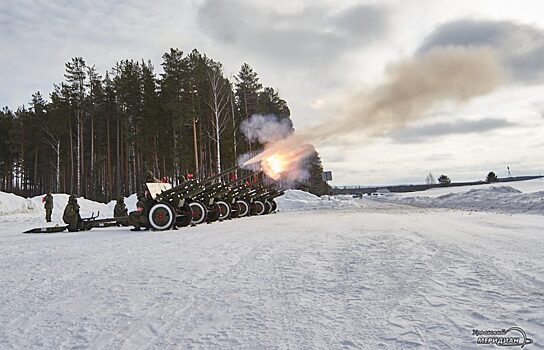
[206,67,230,174]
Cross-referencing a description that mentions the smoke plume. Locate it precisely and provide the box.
[240,114,293,144]
[244,46,505,169]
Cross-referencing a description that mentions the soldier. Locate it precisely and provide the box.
[145,170,161,183]
[43,191,53,222]
[128,191,150,231]
[63,194,82,232]
[114,196,129,226]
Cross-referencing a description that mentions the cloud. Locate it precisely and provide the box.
[196,0,390,68]
[390,118,516,143]
[0,0,197,107]
[419,19,544,83]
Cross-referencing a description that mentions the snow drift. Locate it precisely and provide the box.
[375,183,544,214]
[0,191,37,215]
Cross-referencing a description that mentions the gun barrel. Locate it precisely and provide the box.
[229,170,262,185]
[202,165,240,184]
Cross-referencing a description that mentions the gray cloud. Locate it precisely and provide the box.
[419,19,544,83]
[0,0,195,107]
[390,118,516,143]
[196,0,389,68]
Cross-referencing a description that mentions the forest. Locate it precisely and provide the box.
[0,48,327,202]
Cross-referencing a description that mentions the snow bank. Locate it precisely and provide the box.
[0,191,138,220]
[276,190,364,211]
[376,183,544,214]
[28,194,110,219]
[0,191,37,215]
[105,193,138,215]
[394,178,544,198]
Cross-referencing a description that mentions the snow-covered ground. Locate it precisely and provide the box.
[0,182,543,349]
[373,178,544,215]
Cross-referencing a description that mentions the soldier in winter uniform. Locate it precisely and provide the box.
[145,170,162,183]
[113,196,129,226]
[43,191,54,222]
[63,194,82,232]
[128,191,151,231]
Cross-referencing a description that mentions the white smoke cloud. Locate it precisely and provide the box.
[240,114,293,144]
[238,114,314,185]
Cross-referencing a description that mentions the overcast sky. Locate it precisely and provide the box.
[1,0,544,185]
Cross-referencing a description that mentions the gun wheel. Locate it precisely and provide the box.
[175,202,192,227]
[230,202,239,218]
[189,201,207,225]
[236,200,250,217]
[207,203,221,223]
[264,200,273,214]
[216,200,231,220]
[149,203,175,231]
[271,200,277,212]
[253,200,266,215]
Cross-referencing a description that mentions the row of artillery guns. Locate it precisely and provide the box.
[144,166,285,230]
[25,166,285,233]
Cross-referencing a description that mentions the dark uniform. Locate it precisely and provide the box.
[114,196,129,226]
[44,192,53,222]
[63,194,82,232]
[128,191,151,231]
[145,170,162,183]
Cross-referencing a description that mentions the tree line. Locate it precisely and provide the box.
[0,48,328,202]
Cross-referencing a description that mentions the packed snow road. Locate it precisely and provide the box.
[0,195,543,349]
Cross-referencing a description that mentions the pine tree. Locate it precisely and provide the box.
[304,151,329,196]
[438,174,451,185]
[235,64,262,156]
[486,171,498,183]
[64,57,87,195]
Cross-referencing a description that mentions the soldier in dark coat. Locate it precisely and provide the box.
[63,194,82,232]
[43,191,54,222]
[128,191,150,231]
[114,196,129,226]
[145,170,161,183]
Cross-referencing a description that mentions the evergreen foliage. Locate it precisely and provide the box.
[437,174,451,185]
[486,171,499,183]
[0,49,327,200]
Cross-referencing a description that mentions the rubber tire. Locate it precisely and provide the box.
[253,200,266,215]
[216,200,231,220]
[230,202,239,219]
[264,200,273,214]
[148,202,175,231]
[207,203,221,223]
[236,200,250,217]
[271,200,277,212]
[176,202,192,227]
[189,201,207,225]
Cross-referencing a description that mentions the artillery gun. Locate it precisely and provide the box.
[225,178,284,217]
[23,166,286,234]
[23,211,129,233]
[145,166,269,229]
[144,166,237,229]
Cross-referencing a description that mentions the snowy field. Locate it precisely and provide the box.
[0,181,543,349]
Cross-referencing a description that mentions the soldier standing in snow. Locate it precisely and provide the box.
[128,191,151,231]
[43,191,53,222]
[63,194,82,232]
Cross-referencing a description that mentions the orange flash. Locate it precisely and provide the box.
[262,153,288,180]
